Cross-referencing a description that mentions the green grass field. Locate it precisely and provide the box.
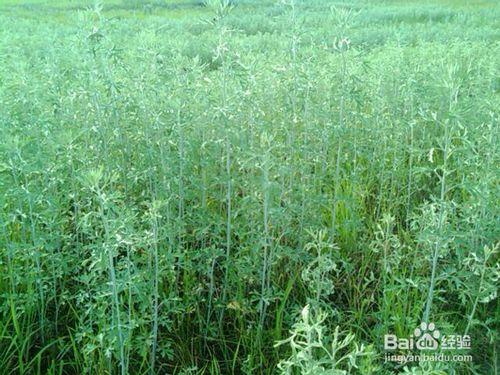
[0,0,498,374]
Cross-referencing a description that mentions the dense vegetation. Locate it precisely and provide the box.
[0,0,498,374]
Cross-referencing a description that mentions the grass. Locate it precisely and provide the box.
[0,0,498,374]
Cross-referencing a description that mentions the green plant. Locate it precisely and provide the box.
[275,305,372,374]
[0,0,498,373]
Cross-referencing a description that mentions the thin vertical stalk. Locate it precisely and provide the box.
[406,122,414,224]
[423,119,449,324]
[150,209,159,375]
[96,187,125,375]
[259,145,270,330]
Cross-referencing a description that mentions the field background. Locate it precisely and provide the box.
[0,0,498,374]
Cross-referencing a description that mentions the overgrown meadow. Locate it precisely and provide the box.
[0,0,498,373]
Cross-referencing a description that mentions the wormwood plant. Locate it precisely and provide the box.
[275,305,371,375]
[0,0,498,374]
[370,214,407,336]
[417,62,468,326]
[301,229,338,308]
[462,242,499,336]
[329,4,357,241]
